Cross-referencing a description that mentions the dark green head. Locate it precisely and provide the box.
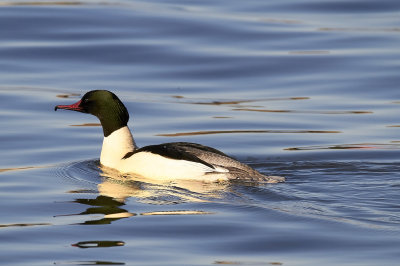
[55,90,129,137]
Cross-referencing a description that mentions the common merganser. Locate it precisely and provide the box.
[55,90,284,183]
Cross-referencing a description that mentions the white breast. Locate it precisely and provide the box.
[100,126,136,169]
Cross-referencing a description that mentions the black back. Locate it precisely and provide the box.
[122,142,230,169]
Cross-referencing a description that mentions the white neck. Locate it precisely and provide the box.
[100,126,137,169]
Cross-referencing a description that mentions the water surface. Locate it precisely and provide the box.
[0,1,399,265]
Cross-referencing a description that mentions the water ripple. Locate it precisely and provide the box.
[157,129,341,137]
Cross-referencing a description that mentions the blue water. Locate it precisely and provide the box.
[0,1,400,265]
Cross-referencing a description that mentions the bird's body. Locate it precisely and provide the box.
[55,90,284,183]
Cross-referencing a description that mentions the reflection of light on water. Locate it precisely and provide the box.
[157,129,341,137]
[70,123,101,127]
[186,96,309,106]
[233,108,373,114]
[289,50,330,55]
[318,27,400,33]
[0,165,50,173]
[141,210,213,216]
[57,261,125,265]
[260,18,302,25]
[56,93,81,98]
[214,260,283,265]
[104,212,134,218]
[286,142,400,151]
[0,2,84,7]
[0,222,51,228]
[0,166,37,173]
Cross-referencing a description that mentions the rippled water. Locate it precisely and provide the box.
[1,1,400,265]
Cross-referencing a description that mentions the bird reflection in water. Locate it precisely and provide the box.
[97,164,232,204]
[55,193,135,225]
[61,164,230,225]
[71,195,135,225]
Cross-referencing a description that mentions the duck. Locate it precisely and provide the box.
[55,90,284,183]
